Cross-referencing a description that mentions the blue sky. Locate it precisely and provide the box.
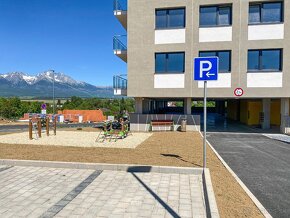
[0,0,127,86]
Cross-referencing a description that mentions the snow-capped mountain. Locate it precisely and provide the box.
[1,72,31,85]
[0,71,84,85]
[0,71,113,98]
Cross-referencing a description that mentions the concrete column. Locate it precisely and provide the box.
[135,97,143,114]
[215,101,220,114]
[220,100,226,115]
[280,98,289,133]
[216,100,225,115]
[142,99,150,114]
[262,99,271,129]
[184,98,192,115]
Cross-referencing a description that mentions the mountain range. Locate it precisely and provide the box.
[0,71,114,98]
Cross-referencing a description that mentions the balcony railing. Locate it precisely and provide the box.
[113,35,127,52]
[113,75,127,89]
[113,75,127,96]
[113,0,127,11]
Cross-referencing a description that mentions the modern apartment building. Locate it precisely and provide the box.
[113,0,290,133]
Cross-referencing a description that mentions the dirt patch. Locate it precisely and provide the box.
[0,132,262,218]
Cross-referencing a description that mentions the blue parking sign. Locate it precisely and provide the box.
[194,57,219,81]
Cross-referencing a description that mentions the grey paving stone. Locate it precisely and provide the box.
[0,165,94,217]
[0,165,208,217]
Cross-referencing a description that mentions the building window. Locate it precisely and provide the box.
[249,2,283,24]
[200,5,232,27]
[155,52,185,74]
[199,51,231,72]
[248,49,282,72]
[156,8,185,29]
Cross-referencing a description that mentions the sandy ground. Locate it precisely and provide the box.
[0,131,152,149]
[0,132,263,218]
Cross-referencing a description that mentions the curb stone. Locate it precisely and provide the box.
[0,159,203,175]
[203,168,220,218]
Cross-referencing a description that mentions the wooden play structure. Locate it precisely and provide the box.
[96,119,130,142]
[29,116,57,140]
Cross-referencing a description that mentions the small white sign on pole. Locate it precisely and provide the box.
[108,116,115,121]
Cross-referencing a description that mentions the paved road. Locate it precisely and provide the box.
[0,165,206,218]
[0,125,28,132]
[206,115,290,218]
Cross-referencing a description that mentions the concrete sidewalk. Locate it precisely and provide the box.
[0,162,218,218]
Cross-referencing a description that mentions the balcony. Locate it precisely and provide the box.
[113,0,127,29]
[113,75,127,96]
[113,35,127,62]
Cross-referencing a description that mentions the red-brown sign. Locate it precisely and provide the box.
[234,88,244,97]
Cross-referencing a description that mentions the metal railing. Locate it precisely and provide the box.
[113,75,127,90]
[129,113,201,132]
[113,0,127,11]
[113,35,127,51]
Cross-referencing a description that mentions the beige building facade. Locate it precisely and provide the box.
[113,0,290,132]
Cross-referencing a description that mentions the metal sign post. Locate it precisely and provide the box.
[203,81,207,168]
[194,57,219,169]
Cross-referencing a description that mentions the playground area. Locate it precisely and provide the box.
[0,130,152,148]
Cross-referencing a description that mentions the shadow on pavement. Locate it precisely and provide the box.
[126,166,152,173]
[129,171,181,218]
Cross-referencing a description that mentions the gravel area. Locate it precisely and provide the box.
[0,131,152,149]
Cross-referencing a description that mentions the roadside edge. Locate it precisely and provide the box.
[203,168,220,218]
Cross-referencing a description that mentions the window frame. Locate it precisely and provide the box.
[199,5,232,28]
[248,1,284,25]
[199,50,232,73]
[155,8,186,30]
[155,52,185,74]
[247,49,283,72]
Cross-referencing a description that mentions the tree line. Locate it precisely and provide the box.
[0,97,135,119]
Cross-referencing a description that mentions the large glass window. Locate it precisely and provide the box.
[249,5,261,23]
[200,5,232,27]
[248,49,282,72]
[199,51,231,72]
[156,8,185,29]
[156,10,167,29]
[248,51,259,71]
[249,2,283,24]
[155,52,185,73]
[155,54,166,72]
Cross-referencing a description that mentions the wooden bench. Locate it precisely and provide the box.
[150,120,174,131]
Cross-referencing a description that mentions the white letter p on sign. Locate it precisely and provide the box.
[200,61,212,78]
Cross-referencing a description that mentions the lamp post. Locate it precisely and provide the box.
[49,70,55,114]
